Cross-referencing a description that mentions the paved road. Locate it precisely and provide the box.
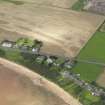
[76,59,105,66]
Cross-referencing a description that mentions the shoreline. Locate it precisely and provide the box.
[0,57,81,105]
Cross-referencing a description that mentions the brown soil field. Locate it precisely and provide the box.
[0,1,104,58]
[96,70,105,88]
[0,57,81,105]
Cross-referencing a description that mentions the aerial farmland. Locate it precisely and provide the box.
[0,0,104,57]
[0,0,105,105]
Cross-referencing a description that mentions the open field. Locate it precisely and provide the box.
[0,57,82,105]
[0,2,104,57]
[72,31,105,82]
[0,28,27,42]
[0,62,67,105]
[77,31,105,63]
[0,1,105,105]
[72,62,103,82]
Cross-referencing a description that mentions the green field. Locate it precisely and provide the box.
[80,90,101,105]
[72,0,86,11]
[72,62,103,82]
[0,0,24,5]
[78,32,105,62]
[72,31,105,82]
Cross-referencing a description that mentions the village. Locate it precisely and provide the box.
[1,38,105,98]
[84,0,105,15]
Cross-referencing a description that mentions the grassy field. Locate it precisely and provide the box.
[72,31,105,82]
[78,31,105,63]
[72,62,103,82]
[72,0,86,11]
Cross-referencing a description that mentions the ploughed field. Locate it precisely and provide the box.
[0,61,68,105]
[0,1,104,57]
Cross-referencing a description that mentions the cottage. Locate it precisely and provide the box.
[36,55,46,64]
[53,58,66,67]
[20,45,29,51]
[85,0,105,15]
[61,71,70,78]
[46,57,53,64]
[64,61,72,69]
[1,40,14,48]
[32,48,39,54]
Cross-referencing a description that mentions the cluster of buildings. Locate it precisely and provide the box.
[61,70,105,97]
[84,0,105,15]
[0,39,42,54]
[1,38,105,97]
[0,38,74,69]
[35,54,74,70]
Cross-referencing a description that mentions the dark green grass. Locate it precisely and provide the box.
[72,0,86,11]
[72,31,105,82]
[78,31,105,63]
[0,0,24,5]
[72,62,103,82]
[80,90,101,105]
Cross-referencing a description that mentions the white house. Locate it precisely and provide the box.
[32,48,39,53]
[1,41,13,48]
[46,57,53,64]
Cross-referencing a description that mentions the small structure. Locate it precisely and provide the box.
[36,55,46,64]
[46,57,53,64]
[84,0,105,15]
[1,40,14,48]
[20,45,29,51]
[63,60,72,69]
[32,48,39,54]
[53,57,66,67]
[43,56,57,66]
[61,71,71,78]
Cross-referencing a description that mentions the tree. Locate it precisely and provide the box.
[0,49,5,57]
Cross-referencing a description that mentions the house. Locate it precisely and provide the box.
[43,56,57,66]
[61,71,70,78]
[20,45,29,51]
[85,0,105,15]
[53,58,66,67]
[36,55,46,64]
[63,61,72,69]
[1,40,14,48]
[46,57,53,64]
[13,43,19,49]
[32,48,39,54]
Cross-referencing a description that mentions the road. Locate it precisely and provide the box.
[76,59,105,66]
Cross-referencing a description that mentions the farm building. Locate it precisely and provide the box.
[84,0,105,15]
[1,40,14,48]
